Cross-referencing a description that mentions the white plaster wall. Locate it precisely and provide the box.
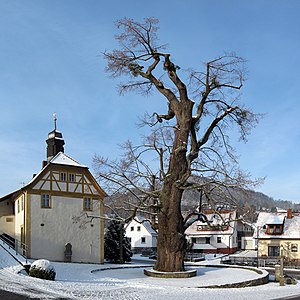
[0,200,14,217]
[14,195,25,241]
[125,220,156,248]
[0,215,15,236]
[29,194,102,263]
[242,237,254,250]
[209,234,230,248]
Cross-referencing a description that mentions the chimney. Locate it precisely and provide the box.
[287,208,293,219]
[42,160,48,168]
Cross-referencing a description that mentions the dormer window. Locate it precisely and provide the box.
[266,224,283,235]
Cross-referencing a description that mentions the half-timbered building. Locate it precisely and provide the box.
[0,119,106,263]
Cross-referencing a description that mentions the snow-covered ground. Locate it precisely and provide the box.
[1,244,300,299]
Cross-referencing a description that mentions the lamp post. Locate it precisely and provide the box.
[256,225,266,268]
[279,245,285,286]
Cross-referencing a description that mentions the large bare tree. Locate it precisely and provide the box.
[95,17,261,272]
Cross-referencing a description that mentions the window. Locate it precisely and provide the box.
[130,226,134,231]
[83,197,92,211]
[141,237,146,243]
[292,244,298,252]
[217,237,222,243]
[267,225,282,235]
[60,172,66,181]
[69,173,75,182]
[268,245,280,257]
[137,226,141,231]
[205,237,210,244]
[41,194,51,208]
[17,199,20,213]
[191,237,197,244]
[21,198,24,211]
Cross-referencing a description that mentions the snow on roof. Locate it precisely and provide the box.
[265,215,285,225]
[0,152,88,199]
[142,220,158,236]
[255,211,300,239]
[256,212,285,227]
[185,210,236,235]
[50,152,87,168]
[283,217,300,238]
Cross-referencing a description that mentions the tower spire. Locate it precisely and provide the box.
[53,112,57,131]
[46,113,65,161]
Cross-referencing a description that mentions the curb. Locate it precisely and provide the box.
[91,263,269,288]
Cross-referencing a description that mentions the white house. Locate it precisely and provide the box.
[0,120,106,263]
[185,209,239,254]
[125,218,157,253]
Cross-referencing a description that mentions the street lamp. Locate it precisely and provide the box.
[279,245,285,286]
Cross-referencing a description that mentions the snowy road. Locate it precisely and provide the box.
[1,245,300,299]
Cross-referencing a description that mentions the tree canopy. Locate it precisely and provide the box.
[95,17,262,272]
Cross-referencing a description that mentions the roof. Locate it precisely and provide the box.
[0,189,22,202]
[49,152,87,168]
[142,220,158,236]
[265,215,285,225]
[256,212,286,226]
[185,210,237,235]
[0,152,90,201]
[255,211,300,239]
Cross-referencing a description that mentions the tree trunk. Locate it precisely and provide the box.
[155,185,186,272]
[155,102,192,272]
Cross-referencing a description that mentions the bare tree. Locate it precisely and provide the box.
[95,17,262,272]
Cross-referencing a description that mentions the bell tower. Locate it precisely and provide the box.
[46,113,65,161]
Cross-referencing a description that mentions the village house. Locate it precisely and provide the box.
[125,217,157,254]
[0,118,106,263]
[255,209,300,262]
[185,209,239,254]
[184,209,254,254]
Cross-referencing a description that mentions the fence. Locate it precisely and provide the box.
[221,255,300,269]
[0,232,28,264]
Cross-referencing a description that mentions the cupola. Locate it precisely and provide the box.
[46,113,65,161]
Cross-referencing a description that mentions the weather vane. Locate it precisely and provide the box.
[53,112,57,130]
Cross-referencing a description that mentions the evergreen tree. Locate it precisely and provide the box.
[104,220,132,263]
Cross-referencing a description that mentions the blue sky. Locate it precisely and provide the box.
[1,0,300,202]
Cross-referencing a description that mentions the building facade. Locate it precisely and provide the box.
[125,218,157,254]
[256,209,300,262]
[185,209,239,254]
[0,121,106,263]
